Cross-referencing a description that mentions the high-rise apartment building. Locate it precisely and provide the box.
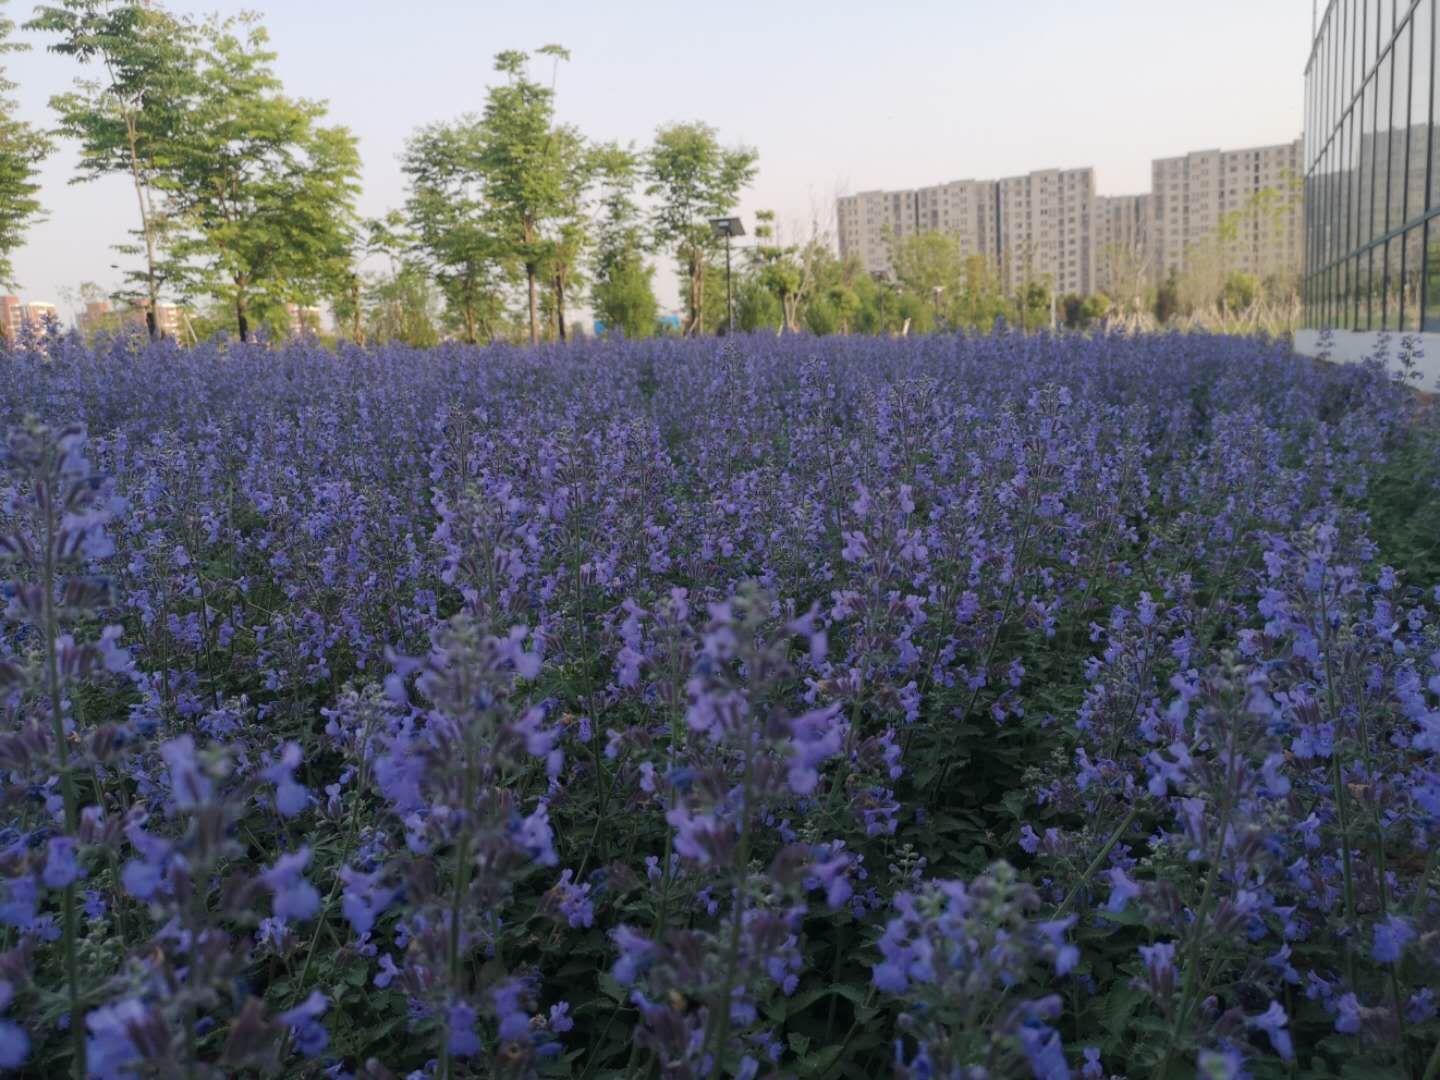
[1,298,58,339]
[996,168,1095,297]
[25,302,58,326]
[837,166,1093,295]
[836,189,921,277]
[838,143,1299,303]
[1094,195,1151,299]
[1151,140,1304,283]
[0,296,21,342]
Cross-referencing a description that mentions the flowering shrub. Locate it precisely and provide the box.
[0,329,1437,1078]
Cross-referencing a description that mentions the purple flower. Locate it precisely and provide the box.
[447,1001,481,1058]
[492,979,530,1042]
[1016,1018,1068,1080]
[510,802,558,866]
[787,704,844,795]
[262,742,310,818]
[666,804,726,864]
[548,1002,574,1034]
[1405,988,1436,1025]
[806,849,854,909]
[549,869,594,929]
[1371,915,1415,965]
[160,736,212,808]
[85,998,149,1077]
[0,1020,27,1069]
[1035,917,1079,976]
[1333,992,1362,1034]
[1138,941,1176,999]
[1103,867,1142,914]
[42,837,80,889]
[261,848,320,922]
[611,924,655,986]
[121,859,165,902]
[373,953,401,989]
[279,991,329,1057]
[1248,1001,1292,1060]
[0,875,37,928]
[339,866,397,937]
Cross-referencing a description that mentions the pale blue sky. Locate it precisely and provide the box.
[4,0,1314,318]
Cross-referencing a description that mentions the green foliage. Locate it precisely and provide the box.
[156,15,361,341]
[1358,414,1440,590]
[0,0,51,292]
[477,46,579,345]
[402,119,512,344]
[1061,291,1113,329]
[590,144,657,339]
[645,121,757,335]
[736,274,782,332]
[1154,270,1182,323]
[1220,270,1259,314]
[891,229,962,298]
[29,0,195,330]
[592,244,657,339]
[751,210,815,334]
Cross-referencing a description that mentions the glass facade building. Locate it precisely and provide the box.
[1304,0,1440,331]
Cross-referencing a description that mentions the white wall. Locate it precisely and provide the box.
[1294,329,1440,390]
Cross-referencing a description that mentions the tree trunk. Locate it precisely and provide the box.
[555,272,568,344]
[688,250,705,336]
[236,294,250,343]
[350,278,363,344]
[124,112,160,341]
[527,263,539,345]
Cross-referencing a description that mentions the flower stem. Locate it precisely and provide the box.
[40,474,85,1079]
[1054,804,1139,919]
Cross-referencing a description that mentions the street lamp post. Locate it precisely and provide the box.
[709,216,745,334]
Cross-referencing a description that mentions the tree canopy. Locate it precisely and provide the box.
[0,0,51,294]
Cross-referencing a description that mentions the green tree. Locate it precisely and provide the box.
[367,264,441,347]
[540,125,592,342]
[1019,279,1051,331]
[799,247,865,334]
[29,0,195,338]
[593,246,657,339]
[752,210,812,334]
[1220,270,1259,314]
[477,45,576,346]
[735,274,782,332]
[955,254,1006,330]
[1081,292,1112,326]
[0,0,51,295]
[890,229,962,300]
[645,121,756,336]
[1154,270,1182,324]
[1060,292,1084,329]
[826,284,859,334]
[159,15,360,341]
[402,118,513,345]
[590,143,657,339]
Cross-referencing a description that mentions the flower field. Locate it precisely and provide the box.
[1,330,1439,1079]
